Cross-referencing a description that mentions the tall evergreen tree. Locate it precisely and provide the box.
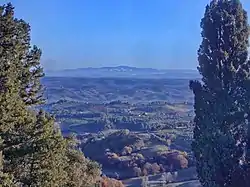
[0,3,101,186]
[0,138,15,187]
[23,111,67,187]
[190,0,250,186]
[0,3,38,184]
[0,3,44,107]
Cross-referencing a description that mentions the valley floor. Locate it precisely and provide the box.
[122,167,200,187]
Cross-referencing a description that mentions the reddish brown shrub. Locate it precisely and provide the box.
[151,163,161,174]
[142,168,148,176]
[176,154,188,169]
[166,152,188,169]
[100,177,124,187]
[121,146,133,155]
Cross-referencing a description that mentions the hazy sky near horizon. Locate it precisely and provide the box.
[2,0,250,70]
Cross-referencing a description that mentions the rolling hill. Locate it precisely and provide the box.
[45,66,200,79]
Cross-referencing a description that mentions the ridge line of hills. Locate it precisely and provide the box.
[45,66,200,79]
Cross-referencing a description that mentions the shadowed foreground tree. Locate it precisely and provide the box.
[0,138,15,187]
[0,2,101,186]
[190,0,250,187]
[24,111,68,186]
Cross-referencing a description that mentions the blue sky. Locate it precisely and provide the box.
[2,0,250,70]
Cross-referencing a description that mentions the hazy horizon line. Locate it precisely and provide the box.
[45,65,198,72]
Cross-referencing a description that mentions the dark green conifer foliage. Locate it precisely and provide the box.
[0,3,101,186]
[0,3,37,183]
[0,3,44,107]
[0,138,15,187]
[190,0,250,186]
[20,44,44,106]
[24,111,68,187]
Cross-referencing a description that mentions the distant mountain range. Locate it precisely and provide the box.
[45,66,200,79]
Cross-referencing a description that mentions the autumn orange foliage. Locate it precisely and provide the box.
[100,176,124,187]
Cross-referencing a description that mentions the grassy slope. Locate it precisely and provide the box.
[122,167,200,186]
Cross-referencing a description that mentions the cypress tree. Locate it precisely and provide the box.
[190,0,250,186]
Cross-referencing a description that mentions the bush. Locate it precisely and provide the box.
[133,167,142,177]
[151,163,161,174]
[121,146,133,155]
[166,152,188,170]
[100,177,124,187]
